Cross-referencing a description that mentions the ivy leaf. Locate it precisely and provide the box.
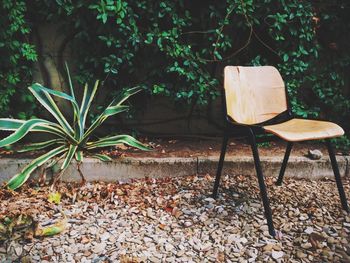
[102,13,108,24]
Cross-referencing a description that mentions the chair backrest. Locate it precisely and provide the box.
[224,66,288,125]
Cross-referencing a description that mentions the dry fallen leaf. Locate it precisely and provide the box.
[309,232,326,249]
[35,213,67,237]
[120,255,141,263]
[0,222,7,242]
[216,252,225,262]
[47,192,61,204]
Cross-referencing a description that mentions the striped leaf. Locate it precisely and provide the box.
[82,105,129,141]
[30,83,83,138]
[32,84,78,108]
[65,62,75,100]
[0,119,55,148]
[81,87,141,141]
[18,139,65,152]
[46,157,59,169]
[64,62,80,135]
[6,146,67,190]
[108,86,142,107]
[0,118,71,139]
[92,154,112,162]
[61,144,78,170]
[75,150,83,163]
[79,80,99,138]
[103,106,129,116]
[29,84,75,135]
[0,118,25,130]
[86,134,150,151]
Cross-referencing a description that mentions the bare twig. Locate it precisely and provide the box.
[199,0,280,63]
[221,27,253,61]
[38,167,47,186]
[212,4,235,60]
[101,61,117,87]
[199,26,253,63]
[239,0,279,58]
[180,29,216,35]
[77,163,86,186]
[252,30,280,56]
[50,170,65,191]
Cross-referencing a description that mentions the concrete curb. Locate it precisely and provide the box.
[0,155,349,184]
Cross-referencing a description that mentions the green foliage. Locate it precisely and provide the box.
[0,1,349,147]
[331,136,350,153]
[257,142,272,148]
[0,67,149,190]
[0,0,37,116]
[302,1,350,149]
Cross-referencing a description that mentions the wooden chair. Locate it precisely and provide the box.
[212,65,349,236]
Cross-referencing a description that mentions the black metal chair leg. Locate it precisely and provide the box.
[276,142,293,186]
[249,131,276,236]
[326,140,349,212]
[212,134,229,199]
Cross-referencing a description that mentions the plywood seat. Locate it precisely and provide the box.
[263,118,344,142]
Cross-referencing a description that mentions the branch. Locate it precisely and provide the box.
[252,30,280,56]
[212,4,235,60]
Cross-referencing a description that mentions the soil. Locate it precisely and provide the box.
[116,138,334,158]
[0,138,334,159]
[0,137,338,159]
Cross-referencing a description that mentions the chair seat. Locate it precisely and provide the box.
[263,118,344,142]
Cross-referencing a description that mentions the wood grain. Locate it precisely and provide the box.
[263,118,344,141]
[224,66,287,124]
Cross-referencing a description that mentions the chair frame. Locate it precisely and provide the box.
[212,81,349,237]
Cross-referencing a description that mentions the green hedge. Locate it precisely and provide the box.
[0,0,349,145]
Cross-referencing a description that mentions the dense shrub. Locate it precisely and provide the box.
[0,0,349,145]
[0,0,37,118]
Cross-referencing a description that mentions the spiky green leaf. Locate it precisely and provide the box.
[6,145,67,190]
[75,150,83,163]
[46,157,59,169]
[61,144,78,170]
[92,154,112,162]
[30,83,83,138]
[81,87,141,141]
[82,105,129,141]
[64,62,80,134]
[0,118,25,131]
[86,135,150,151]
[108,86,142,107]
[29,84,75,135]
[0,119,55,148]
[0,118,70,138]
[18,139,65,152]
[79,80,99,138]
[65,62,75,100]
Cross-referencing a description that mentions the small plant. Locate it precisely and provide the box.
[0,65,149,190]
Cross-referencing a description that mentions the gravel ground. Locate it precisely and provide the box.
[1,173,350,262]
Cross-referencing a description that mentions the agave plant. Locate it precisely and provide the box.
[0,66,149,190]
